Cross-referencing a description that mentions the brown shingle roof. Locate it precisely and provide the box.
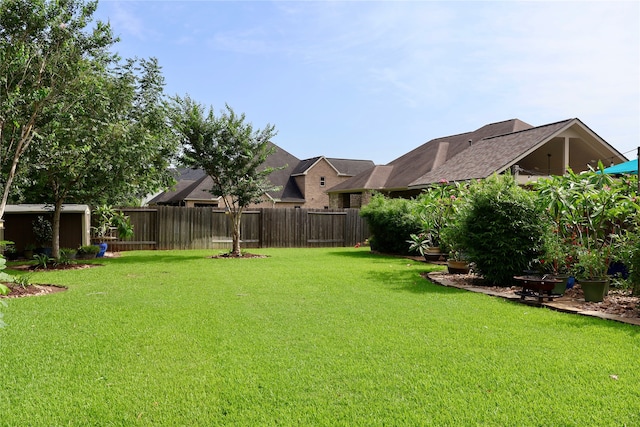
[148,168,211,204]
[263,143,303,200]
[149,144,373,204]
[328,119,532,192]
[291,157,322,175]
[291,157,375,176]
[326,158,375,176]
[408,119,573,186]
[150,142,303,204]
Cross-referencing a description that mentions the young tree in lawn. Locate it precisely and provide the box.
[0,0,116,220]
[172,97,280,256]
[19,58,177,259]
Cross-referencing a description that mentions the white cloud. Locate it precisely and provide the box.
[95,0,639,160]
[110,1,149,40]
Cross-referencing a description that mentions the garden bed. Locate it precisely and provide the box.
[1,283,66,298]
[426,271,639,322]
[2,261,103,298]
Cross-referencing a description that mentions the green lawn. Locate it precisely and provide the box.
[1,248,638,426]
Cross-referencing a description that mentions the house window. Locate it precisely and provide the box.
[320,176,325,187]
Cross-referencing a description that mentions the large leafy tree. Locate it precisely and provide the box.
[172,97,280,256]
[0,0,115,220]
[19,57,177,258]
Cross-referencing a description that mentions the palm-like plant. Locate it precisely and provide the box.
[535,164,639,280]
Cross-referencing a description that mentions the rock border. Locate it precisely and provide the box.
[427,271,640,327]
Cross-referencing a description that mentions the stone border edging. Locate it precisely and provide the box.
[427,271,640,327]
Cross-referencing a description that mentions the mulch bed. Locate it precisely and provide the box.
[564,287,639,319]
[1,283,67,298]
[429,272,639,320]
[9,263,102,272]
[209,252,269,259]
[2,262,104,298]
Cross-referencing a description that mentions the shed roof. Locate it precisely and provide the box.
[4,204,90,214]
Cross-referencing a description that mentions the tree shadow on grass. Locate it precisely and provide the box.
[367,267,466,295]
[325,249,457,294]
[100,252,212,266]
[498,297,640,334]
[325,248,419,263]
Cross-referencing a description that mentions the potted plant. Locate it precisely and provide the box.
[23,243,36,260]
[91,205,134,256]
[446,250,470,274]
[440,221,470,274]
[77,245,101,260]
[407,232,442,261]
[536,166,637,301]
[412,183,460,255]
[539,225,576,295]
[55,248,77,266]
[573,249,611,302]
[3,243,19,261]
[60,248,77,260]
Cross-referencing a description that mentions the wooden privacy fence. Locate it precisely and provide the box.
[106,206,369,251]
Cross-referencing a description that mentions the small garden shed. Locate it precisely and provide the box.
[3,204,91,253]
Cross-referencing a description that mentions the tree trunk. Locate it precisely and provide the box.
[0,139,27,220]
[0,120,37,220]
[230,208,242,256]
[51,199,63,259]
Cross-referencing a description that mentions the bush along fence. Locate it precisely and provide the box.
[383,169,639,294]
[105,206,369,251]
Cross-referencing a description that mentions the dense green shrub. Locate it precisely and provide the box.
[630,238,640,295]
[619,230,640,295]
[535,168,639,282]
[360,194,421,254]
[460,174,545,285]
[411,181,468,250]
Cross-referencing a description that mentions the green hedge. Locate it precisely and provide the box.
[360,194,421,254]
[461,175,545,285]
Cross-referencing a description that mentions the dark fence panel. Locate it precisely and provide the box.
[108,208,157,251]
[106,206,369,251]
[261,208,306,247]
[307,211,346,247]
[345,208,369,246]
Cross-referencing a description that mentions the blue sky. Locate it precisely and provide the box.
[94,1,640,164]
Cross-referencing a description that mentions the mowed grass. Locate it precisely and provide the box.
[1,248,638,426]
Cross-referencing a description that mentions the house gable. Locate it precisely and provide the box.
[289,157,374,208]
[148,168,218,207]
[328,118,532,195]
[150,146,373,209]
[327,117,627,207]
[302,158,339,207]
[408,118,627,188]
